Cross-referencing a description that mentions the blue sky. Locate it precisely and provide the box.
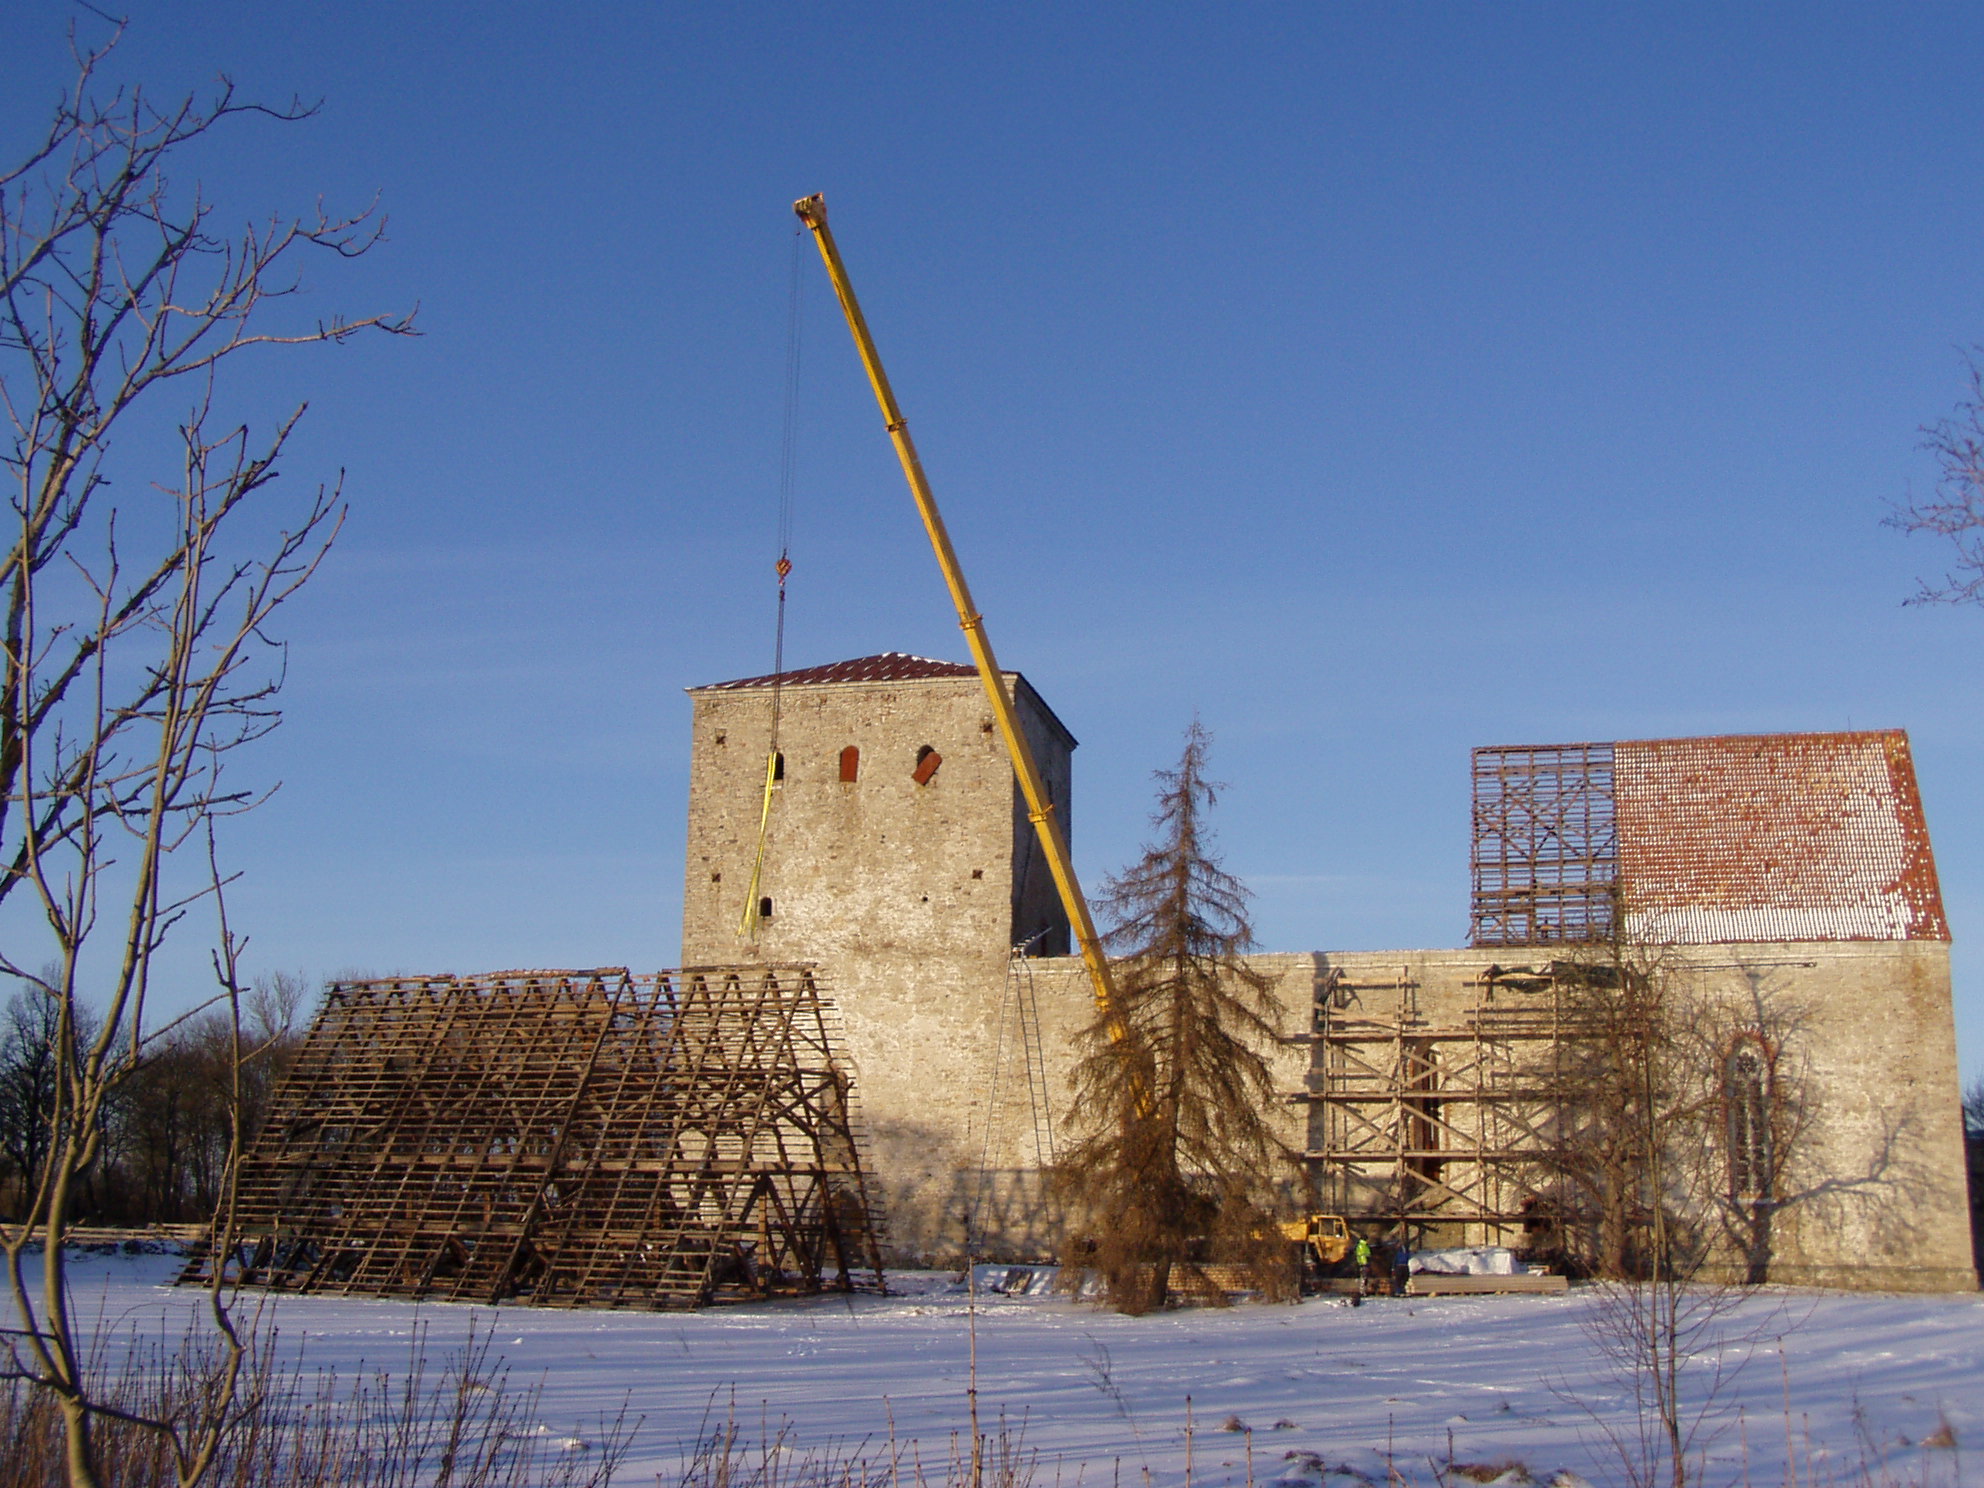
[8,4,1984,1079]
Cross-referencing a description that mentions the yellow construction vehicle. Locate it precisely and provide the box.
[1279,1214,1354,1272]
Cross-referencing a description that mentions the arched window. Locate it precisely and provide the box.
[912,745,943,785]
[758,896,774,922]
[1723,1035,1773,1202]
[839,745,860,783]
[771,752,785,782]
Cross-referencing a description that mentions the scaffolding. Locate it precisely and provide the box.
[181,965,885,1310]
[1300,967,1569,1244]
[1470,742,1619,948]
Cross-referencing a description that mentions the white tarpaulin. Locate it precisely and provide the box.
[1409,1245,1523,1276]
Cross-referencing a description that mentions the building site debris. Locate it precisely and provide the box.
[1403,1272,1567,1296]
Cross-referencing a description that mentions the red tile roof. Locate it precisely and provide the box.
[690,652,984,692]
[1614,730,1948,943]
[687,651,1079,748]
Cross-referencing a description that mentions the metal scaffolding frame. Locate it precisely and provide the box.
[181,965,885,1310]
[1470,742,1620,948]
[1300,967,1569,1243]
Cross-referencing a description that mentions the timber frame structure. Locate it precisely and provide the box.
[1300,964,1578,1244]
[1470,742,1619,949]
[182,965,886,1310]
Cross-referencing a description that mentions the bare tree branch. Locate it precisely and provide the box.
[0,23,409,1486]
[1887,352,1984,605]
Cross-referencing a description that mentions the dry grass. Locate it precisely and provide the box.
[0,1317,633,1488]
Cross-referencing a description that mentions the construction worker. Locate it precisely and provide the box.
[1354,1234,1374,1295]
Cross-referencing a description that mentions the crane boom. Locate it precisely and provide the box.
[793,192,1124,1032]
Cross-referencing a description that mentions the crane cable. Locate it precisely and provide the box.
[739,229,805,942]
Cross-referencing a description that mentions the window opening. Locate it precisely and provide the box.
[839,745,860,783]
[1723,1036,1772,1202]
[758,897,775,922]
[913,746,943,786]
[772,752,785,782]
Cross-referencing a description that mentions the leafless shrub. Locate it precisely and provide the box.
[0,1314,633,1487]
[668,1391,1036,1488]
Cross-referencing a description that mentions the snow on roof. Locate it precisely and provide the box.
[1614,730,1948,944]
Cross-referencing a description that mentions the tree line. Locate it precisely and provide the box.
[0,974,308,1229]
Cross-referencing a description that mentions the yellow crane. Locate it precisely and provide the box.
[792,193,1125,1034]
[797,199,1356,1276]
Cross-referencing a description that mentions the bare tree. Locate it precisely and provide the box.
[115,974,308,1224]
[1541,943,1744,1488]
[1670,976,1833,1291]
[1537,944,1845,1288]
[0,23,409,1487]
[1545,944,1881,1488]
[244,970,310,1049]
[1053,723,1293,1314]
[1530,943,1715,1284]
[0,968,305,1228]
[1887,353,1984,604]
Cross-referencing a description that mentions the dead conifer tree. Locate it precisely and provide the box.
[1053,722,1292,1313]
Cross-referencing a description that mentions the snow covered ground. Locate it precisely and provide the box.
[25,1249,1984,1487]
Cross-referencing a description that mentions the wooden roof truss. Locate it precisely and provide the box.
[181,965,885,1310]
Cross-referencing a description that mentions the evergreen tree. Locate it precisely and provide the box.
[1054,723,1292,1312]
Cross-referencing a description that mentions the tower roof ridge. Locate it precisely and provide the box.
[689,651,989,691]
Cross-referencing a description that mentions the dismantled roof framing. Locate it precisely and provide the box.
[181,965,885,1310]
[1301,965,1576,1235]
[1470,743,1619,948]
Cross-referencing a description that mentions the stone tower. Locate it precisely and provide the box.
[681,652,1077,1257]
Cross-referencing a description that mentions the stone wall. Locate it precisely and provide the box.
[1019,944,1976,1290]
[1300,944,1976,1292]
[755,930,1975,1287]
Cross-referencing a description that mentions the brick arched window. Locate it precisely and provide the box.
[912,745,942,785]
[839,745,860,783]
